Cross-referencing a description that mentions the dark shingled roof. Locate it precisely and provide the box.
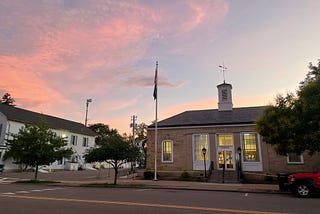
[149,106,266,128]
[0,104,96,136]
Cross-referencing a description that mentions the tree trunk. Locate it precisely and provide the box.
[34,165,39,180]
[113,166,118,185]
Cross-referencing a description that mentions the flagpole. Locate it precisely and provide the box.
[154,61,158,181]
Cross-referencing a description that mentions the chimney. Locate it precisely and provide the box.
[217,82,233,111]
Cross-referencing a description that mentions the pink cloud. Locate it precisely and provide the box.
[0,1,229,133]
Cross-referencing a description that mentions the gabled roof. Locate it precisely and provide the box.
[0,104,96,136]
[148,106,266,129]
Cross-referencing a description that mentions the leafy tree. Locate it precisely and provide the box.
[4,122,73,180]
[1,93,15,106]
[257,60,320,155]
[88,123,118,144]
[135,123,148,168]
[85,125,140,185]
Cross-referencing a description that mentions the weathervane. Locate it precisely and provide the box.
[219,63,228,83]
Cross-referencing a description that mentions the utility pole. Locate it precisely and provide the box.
[130,115,137,174]
[131,115,137,145]
[85,99,92,126]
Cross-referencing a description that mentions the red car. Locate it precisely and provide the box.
[288,172,320,197]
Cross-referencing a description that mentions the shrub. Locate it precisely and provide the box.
[180,170,190,179]
[143,171,154,180]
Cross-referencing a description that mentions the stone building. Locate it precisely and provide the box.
[147,82,320,182]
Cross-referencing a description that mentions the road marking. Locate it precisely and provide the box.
[16,191,29,194]
[0,194,287,214]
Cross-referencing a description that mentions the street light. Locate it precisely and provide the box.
[237,147,242,181]
[202,147,207,178]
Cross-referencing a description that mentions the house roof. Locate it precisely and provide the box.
[148,106,267,129]
[0,104,96,136]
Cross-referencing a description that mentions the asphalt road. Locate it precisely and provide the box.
[0,184,319,214]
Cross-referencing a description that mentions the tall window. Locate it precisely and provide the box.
[242,133,260,162]
[287,153,304,164]
[71,135,77,146]
[162,140,173,162]
[82,137,89,147]
[193,134,209,161]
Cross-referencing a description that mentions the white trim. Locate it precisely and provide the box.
[192,133,210,170]
[215,133,235,170]
[240,132,263,172]
[287,153,304,164]
[161,140,173,163]
[147,123,255,131]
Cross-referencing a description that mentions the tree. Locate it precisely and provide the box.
[135,123,148,168]
[85,124,140,185]
[4,122,73,180]
[1,93,15,106]
[257,60,320,155]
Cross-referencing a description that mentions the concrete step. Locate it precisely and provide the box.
[208,170,240,183]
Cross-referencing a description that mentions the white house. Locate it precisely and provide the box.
[0,104,96,171]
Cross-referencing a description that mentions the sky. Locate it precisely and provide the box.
[1,0,320,134]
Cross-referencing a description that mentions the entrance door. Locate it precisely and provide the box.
[218,149,235,170]
[216,134,235,170]
[192,134,210,170]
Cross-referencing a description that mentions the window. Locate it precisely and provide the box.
[222,89,228,101]
[82,137,89,147]
[287,153,304,164]
[162,140,173,162]
[193,134,209,161]
[217,134,233,147]
[242,133,260,162]
[71,135,77,146]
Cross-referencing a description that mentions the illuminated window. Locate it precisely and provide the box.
[287,153,303,164]
[193,134,209,161]
[162,140,173,162]
[217,134,233,147]
[242,133,260,162]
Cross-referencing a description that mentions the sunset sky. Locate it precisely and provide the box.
[1,0,319,134]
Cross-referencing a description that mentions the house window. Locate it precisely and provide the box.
[287,153,304,164]
[71,135,77,146]
[242,133,260,162]
[82,137,89,147]
[217,134,233,147]
[162,140,173,162]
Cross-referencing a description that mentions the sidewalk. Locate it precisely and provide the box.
[0,169,281,194]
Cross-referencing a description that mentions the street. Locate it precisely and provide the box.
[0,184,319,214]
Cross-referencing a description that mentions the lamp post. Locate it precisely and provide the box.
[202,147,207,178]
[237,147,242,181]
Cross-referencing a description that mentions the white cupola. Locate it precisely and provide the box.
[217,82,233,111]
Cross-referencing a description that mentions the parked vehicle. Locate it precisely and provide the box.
[288,172,320,197]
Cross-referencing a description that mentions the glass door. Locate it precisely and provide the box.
[218,149,235,170]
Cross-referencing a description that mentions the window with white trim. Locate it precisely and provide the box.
[71,135,77,146]
[82,137,89,147]
[242,133,260,162]
[162,140,173,162]
[287,153,304,164]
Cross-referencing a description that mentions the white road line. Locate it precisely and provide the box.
[2,192,15,195]
[16,191,29,194]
